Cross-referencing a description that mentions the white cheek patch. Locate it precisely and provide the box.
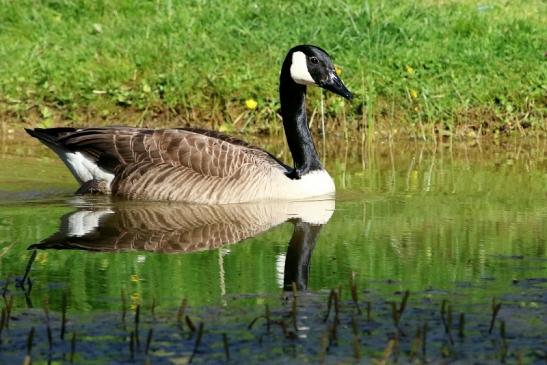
[290,51,315,85]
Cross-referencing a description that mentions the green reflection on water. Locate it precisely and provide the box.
[0,134,545,312]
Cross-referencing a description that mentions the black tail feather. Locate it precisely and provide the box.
[25,127,78,146]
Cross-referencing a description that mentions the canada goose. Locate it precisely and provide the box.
[26,45,352,204]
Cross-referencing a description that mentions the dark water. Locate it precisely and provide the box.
[0,132,545,363]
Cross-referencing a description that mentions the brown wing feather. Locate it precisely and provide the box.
[56,127,285,175]
[49,127,288,202]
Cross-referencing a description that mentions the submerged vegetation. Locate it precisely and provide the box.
[1,263,546,364]
[0,0,545,136]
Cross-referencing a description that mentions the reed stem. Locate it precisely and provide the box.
[188,322,204,364]
[61,291,67,340]
[70,332,76,363]
[223,333,230,361]
[145,328,153,355]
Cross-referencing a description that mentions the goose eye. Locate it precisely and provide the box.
[310,57,319,64]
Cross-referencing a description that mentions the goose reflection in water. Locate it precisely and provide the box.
[29,197,334,290]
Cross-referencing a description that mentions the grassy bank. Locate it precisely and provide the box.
[0,0,545,137]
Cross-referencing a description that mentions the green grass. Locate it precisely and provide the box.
[0,0,545,135]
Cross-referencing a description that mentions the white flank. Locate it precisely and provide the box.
[57,150,114,186]
[290,51,315,85]
[67,209,114,237]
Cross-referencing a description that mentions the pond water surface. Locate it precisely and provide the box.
[0,131,545,363]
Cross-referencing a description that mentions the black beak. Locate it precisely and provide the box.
[319,72,353,100]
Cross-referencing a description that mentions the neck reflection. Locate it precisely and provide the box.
[283,220,323,291]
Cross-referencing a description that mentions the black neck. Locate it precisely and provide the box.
[280,60,322,175]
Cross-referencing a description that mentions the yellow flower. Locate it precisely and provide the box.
[335,65,342,75]
[406,65,414,75]
[130,274,140,282]
[245,98,258,110]
[410,89,418,99]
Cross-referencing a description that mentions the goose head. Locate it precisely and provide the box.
[286,45,353,100]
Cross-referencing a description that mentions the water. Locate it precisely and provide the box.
[0,131,545,362]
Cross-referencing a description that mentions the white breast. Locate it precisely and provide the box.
[270,169,335,201]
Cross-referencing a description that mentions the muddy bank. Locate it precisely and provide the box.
[1,102,545,141]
